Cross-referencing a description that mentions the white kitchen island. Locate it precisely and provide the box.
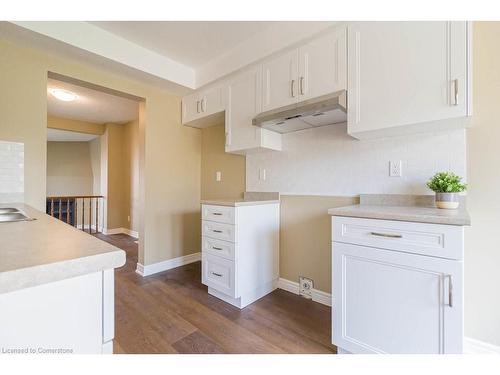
[0,203,125,354]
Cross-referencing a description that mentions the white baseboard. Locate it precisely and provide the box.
[102,227,139,239]
[463,337,500,354]
[277,277,332,307]
[136,252,201,277]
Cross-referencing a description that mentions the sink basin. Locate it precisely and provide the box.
[0,208,20,214]
[0,212,32,223]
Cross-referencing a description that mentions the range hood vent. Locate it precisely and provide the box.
[252,90,347,134]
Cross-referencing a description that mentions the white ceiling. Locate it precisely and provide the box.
[90,21,281,69]
[47,78,139,124]
[47,128,99,142]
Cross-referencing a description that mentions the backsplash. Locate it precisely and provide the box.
[246,125,466,196]
[0,141,25,203]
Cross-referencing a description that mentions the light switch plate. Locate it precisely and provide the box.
[216,171,222,182]
[389,161,402,177]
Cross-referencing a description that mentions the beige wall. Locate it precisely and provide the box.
[46,141,93,196]
[280,195,359,292]
[47,115,105,135]
[89,137,101,195]
[201,123,245,200]
[0,38,201,267]
[125,119,140,233]
[465,22,500,346]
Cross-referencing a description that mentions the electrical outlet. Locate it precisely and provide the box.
[259,168,266,181]
[216,171,222,182]
[127,215,130,222]
[299,276,313,299]
[389,160,402,177]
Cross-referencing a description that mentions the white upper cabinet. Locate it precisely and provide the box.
[262,49,299,112]
[182,84,225,127]
[298,28,347,101]
[225,66,282,154]
[262,28,348,113]
[347,22,471,139]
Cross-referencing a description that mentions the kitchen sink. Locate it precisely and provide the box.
[0,211,33,223]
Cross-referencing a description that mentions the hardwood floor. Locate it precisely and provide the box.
[94,233,336,354]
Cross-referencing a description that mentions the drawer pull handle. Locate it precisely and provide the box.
[212,230,223,233]
[448,274,453,307]
[212,272,223,277]
[212,213,223,216]
[212,246,223,251]
[370,231,402,239]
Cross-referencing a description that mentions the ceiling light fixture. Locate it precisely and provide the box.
[49,88,77,102]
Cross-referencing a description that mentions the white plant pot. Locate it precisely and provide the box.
[435,192,460,209]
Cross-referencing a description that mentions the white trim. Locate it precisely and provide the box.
[136,252,201,277]
[277,277,332,307]
[102,227,138,239]
[463,337,500,354]
[12,21,196,89]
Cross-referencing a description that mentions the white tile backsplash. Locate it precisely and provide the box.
[246,125,466,196]
[0,141,25,203]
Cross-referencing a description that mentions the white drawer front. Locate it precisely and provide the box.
[202,204,235,224]
[202,236,235,261]
[202,220,236,242]
[202,254,236,297]
[332,216,463,260]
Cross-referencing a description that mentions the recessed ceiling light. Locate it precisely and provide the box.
[49,88,77,102]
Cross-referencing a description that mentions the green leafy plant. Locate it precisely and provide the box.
[427,172,467,193]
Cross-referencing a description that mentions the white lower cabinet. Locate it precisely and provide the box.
[201,203,280,309]
[332,216,464,354]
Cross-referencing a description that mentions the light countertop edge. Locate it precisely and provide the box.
[200,199,280,207]
[328,204,471,226]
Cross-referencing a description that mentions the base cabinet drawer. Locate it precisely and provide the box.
[202,220,236,242]
[332,216,464,260]
[202,254,236,298]
[332,242,463,354]
[202,204,235,224]
[202,236,235,261]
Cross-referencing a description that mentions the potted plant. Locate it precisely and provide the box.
[427,172,467,209]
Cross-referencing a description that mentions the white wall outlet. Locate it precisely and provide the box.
[216,171,222,182]
[259,168,266,181]
[389,160,402,177]
[127,215,130,222]
[299,276,313,299]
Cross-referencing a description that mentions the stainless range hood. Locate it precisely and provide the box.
[252,90,347,134]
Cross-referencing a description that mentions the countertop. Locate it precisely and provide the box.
[200,198,280,207]
[0,203,126,294]
[328,194,471,226]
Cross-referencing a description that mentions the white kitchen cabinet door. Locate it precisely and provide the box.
[262,49,299,111]
[298,28,347,101]
[332,242,463,354]
[182,92,202,124]
[199,84,225,117]
[348,22,470,139]
[225,66,282,153]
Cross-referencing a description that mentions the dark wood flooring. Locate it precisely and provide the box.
[94,233,336,354]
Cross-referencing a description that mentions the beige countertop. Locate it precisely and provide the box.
[0,203,126,294]
[200,198,280,207]
[328,194,471,226]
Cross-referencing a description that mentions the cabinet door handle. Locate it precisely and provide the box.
[201,98,206,112]
[212,272,223,277]
[299,76,305,95]
[225,132,231,147]
[370,231,402,239]
[453,79,459,106]
[196,100,200,113]
[448,274,453,307]
[212,212,223,216]
[212,229,223,233]
[212,246,223,251]
[290,79,295,98]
